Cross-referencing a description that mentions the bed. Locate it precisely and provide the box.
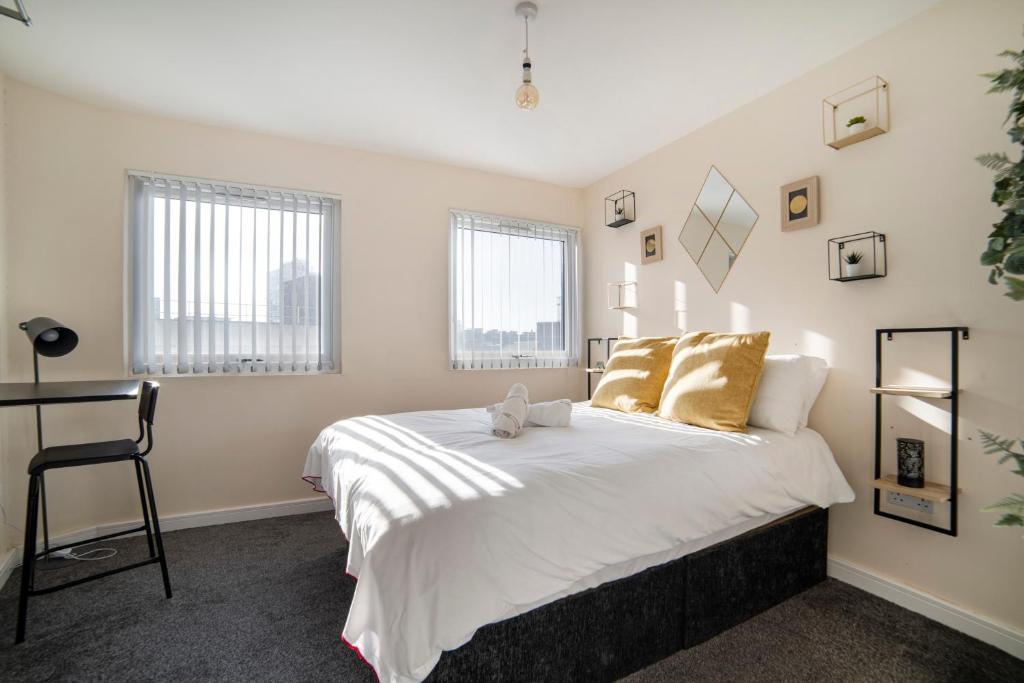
[303,403,854,683]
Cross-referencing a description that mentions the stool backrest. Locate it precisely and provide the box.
[139,380,159,425]
[136,381,159,455]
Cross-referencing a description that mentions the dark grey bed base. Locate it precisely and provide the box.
[423,506,828,683]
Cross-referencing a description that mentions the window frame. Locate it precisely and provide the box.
[448,208,580,371]
[123,170,342,377]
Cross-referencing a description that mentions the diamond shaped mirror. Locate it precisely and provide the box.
[678,166,757,292]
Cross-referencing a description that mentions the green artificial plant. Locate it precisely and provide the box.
[846,115,867,127]
[979,432,1024,528]
[977,41,1024,533]
[977,46,1024,301]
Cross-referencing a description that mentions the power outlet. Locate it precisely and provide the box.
[887,490,934,514]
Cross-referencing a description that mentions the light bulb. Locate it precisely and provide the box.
[515,82,539,110]
[40,329,59,342]
[513,3,540,110]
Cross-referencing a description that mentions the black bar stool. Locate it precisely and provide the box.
[15,380,172,644]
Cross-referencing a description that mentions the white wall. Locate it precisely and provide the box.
[583,0,1024,631]
[0,69,9,558]
[0,81,584,545]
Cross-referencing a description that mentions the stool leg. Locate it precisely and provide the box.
[134,459,156,557]
[140,459,172,599]
[39,473,51,558]
[16,475,41,644]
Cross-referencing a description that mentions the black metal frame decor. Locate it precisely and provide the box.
[585,337,618,399]
[426,506,828,682]
[872,326,968,536]
[605,190,636,228]
[828,231,886,282]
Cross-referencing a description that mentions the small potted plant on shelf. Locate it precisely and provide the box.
[846,115,867,135]
[844,250,866,277]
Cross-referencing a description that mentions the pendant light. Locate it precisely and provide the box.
[514,2,539,110]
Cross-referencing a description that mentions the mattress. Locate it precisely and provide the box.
[303,403,855,683]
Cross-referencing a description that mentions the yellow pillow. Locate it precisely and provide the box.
[591,336,678,413]
[657,331,771,432]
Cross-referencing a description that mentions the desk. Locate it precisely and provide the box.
[0,380,139,407]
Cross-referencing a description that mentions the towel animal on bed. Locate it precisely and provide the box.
[489,384,572,438]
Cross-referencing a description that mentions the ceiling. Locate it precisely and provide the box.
[0,0,939,187]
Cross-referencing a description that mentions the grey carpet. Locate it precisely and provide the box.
[0,511,1019,682]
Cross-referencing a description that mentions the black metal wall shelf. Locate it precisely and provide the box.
[605,191,635,228]
[586,337,618,399]
[829,231,886,282]
[872,326,968,536]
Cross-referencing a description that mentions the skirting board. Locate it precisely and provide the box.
[1,503,1019,663]
[828,558,1024,660]
[0,496,333,590]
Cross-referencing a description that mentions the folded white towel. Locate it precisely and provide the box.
[526,399,572,427]
[491,383,529,439]
[488,399,572,428]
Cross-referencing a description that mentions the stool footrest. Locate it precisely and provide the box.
[28,557,162,596]
[34,525,150,558]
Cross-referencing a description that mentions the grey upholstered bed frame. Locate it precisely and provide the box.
[420,505,828,682]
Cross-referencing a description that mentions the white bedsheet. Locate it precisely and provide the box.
[303,403,854,683]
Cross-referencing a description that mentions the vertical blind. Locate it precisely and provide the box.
[449,209,580,370]
[127,172,339,375]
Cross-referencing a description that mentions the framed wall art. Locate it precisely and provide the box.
[781,176,819,231]
[640,225,663,264]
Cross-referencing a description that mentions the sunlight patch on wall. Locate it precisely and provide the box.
[892,368,949,389]
[674,281,687,331]
[802,329,834,364]
[894,395,952,434]
[730,302,750,333]
[623,261,638,336]
[623,311,638,337]
[624,262,637,287]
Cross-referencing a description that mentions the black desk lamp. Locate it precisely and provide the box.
[18,317,78,569]
[19,317,78,450]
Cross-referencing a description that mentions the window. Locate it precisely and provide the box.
[127,172,339,375]
[449,209,579,370]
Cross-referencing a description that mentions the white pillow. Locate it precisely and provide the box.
[747,355,829,435]
[797,356,829,428]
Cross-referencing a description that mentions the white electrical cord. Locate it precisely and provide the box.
[64,547,118,561]
[3,501,119,567]
[38,545,119,570]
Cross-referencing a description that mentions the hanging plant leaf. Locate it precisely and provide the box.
[977,432,1024,529]
[1004,275,1024,300]
[995,513,1024,527]
[1004,248,1024,274]
[981,249,1004,266]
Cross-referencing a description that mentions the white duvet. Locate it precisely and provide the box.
[303,404,854,683]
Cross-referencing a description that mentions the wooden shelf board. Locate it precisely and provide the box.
[828,126,887,149]
[870,385,954,399]
[874,475,958,503]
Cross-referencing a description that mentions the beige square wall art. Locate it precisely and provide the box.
[780,176,819,231]
[641,225,663,264]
